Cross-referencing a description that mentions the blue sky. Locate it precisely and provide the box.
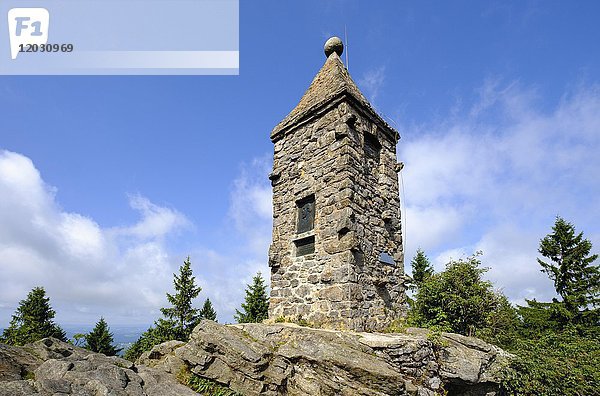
[1,1,600,327]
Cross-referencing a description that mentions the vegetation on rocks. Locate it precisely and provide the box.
[124,325,173,361]
[177,366,241,396]
[408,217,599,395]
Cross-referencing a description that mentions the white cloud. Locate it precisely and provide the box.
[403,205,464,254]
[0,150,188,326]
[58,213,105,260]
[359,66,386,104]
[0,149,275,328]
[432,248,471,272]
[473,225,556,304]
[400,82,600,304]
[228,155,273,256]
[114,194,189,240]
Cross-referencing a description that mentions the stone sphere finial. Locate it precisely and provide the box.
[324,36,344,58]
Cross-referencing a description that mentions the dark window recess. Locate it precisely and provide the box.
[364,133,381,163]
[295,236,315,256]
[296,195,315,234]
[384,219,394,236]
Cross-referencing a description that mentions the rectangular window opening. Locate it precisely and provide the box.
[296,194,315,234]
[364,133,381,163]
[295,235,315,256]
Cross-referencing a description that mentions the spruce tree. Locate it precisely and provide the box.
[85,317,120,356]
[235,272,269,323]
[160,256,202,340]
[125,256,205,361]
[410,248,434,289]
[199,298,217,321]
[537,216,599,322]
[0,287,66,345]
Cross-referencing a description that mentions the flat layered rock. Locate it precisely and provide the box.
[0,323,511,396]
[142,320,511,396]
[0,338,196,396]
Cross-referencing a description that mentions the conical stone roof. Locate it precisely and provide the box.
[270,50,398,141]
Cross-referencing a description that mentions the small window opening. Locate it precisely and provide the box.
[295,236,315,256]
[296,195,315,234]
[364,133,381,163]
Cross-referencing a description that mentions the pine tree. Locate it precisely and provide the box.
[199,298,217,321]
[410,248,434,289]
[537,216,599,322]
[0,287,66,345]
[235,272,269,323]
[85,317,121,356]
[160,256,202,340]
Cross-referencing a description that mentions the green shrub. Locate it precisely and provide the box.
[177,366,241,396]
[501,328,600,395]
[383,318,408,334]
[123,324,172,361]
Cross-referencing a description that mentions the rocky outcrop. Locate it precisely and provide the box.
[0,322,511,396]
[0,337,196,396]
[142,320,511,396]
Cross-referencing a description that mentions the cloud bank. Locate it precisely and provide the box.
[400,81,600,304]
[0,150,274,327]
[0,150,189,326]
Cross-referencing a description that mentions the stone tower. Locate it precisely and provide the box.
[268,37,405,331]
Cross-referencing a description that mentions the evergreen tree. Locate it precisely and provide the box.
[235,272,269,323]
[538,216,599,323]
[409,252,505,337]
[160,256,202,340]
[124,325,170,362]
[410,248,434,289]
[72,333,86,347]
[517,298,574,334]
[125,256,203,361]
[199,298,217,321]
[0,287,66,345]
[85,317,121,356]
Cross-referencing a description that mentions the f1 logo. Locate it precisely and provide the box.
[8,8,50,59]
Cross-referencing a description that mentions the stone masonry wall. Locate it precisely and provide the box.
[268,98,405,331]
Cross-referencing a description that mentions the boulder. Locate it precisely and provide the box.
[142,320,512,396]
[0,343,41,382]
[0,337,196,396]
[0,323,511,396]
